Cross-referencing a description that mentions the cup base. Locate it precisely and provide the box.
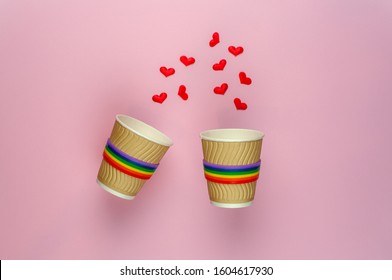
[210,201,253,208]
[96,179,135,200]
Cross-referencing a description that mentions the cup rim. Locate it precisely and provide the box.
[116,114,173,147]
[200,128,264,142]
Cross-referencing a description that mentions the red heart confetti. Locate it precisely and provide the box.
[153,32,254,110]
[152,92,168,104]
[239,71,252,85]
[234,98,248,110]
[160,66,175,77]
[228,46,244,56]
[178,85,189,100]
[209,32,220,47]
[180,56,195,66]
[212,59,227,71]
[213,83,228,95]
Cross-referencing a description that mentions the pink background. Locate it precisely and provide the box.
[1,0,392,259]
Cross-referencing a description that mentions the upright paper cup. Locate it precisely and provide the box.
[200,129,264,208]
[97,115,173,200]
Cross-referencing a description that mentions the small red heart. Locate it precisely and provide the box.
[178,85,189,100]
[228,46,244,56]
[160,66,175,77]
[213,83,228,95]
[239,71,252,85]
[180,56,195,66]
[234,98,248,110]
[209,32,220,47]
[212,59,227,71]
[152,92,167,104]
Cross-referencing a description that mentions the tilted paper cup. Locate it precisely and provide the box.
[200,129,264,208]
[97,115,173,200]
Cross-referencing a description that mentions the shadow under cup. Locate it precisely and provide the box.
[200,129,264,208]
[97,115,173,200]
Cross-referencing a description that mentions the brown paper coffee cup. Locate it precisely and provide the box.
[97,115,173,200]
[201,129,264,208]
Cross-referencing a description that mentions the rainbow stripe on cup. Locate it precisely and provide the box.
[203,160,261,184]
[103,139,159,180]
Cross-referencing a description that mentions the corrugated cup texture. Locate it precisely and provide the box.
[202,139,262,204]
[98,120,169,197]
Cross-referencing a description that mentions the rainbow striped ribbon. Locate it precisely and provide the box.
[203,160,261,184]
[103,139,159,180]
